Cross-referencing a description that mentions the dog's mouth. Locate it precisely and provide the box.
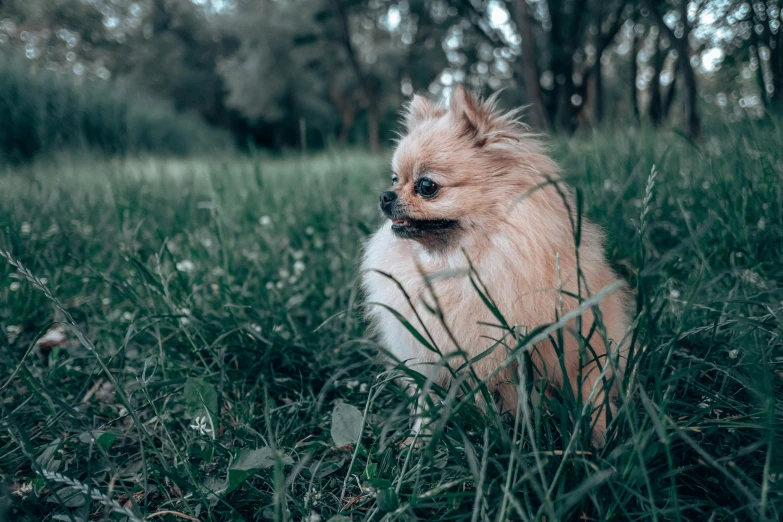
[389,216,459,237]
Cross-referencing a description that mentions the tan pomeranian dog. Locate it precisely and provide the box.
[361,86,631,446]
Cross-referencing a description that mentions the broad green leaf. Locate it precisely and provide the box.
[362,460,378,480]
[46,486,85,507]
[309,458,344,479]
[183,377,218,428]
[330,402,363,447]
[375,487,399,512]
[188,440,214,463]
[77,430,117,452]
[36,439,63,473]
[367,476,399,510]
[225,447,293,494]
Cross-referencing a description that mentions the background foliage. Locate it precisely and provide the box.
[2,0,783,156]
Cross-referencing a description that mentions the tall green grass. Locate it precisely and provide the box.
[0,123,781,521]
[0,56,233,163]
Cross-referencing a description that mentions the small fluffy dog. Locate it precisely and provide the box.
[361,86,630,445]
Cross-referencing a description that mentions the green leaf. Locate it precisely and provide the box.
[309,458,344,479]
[188,440,214,463]
[362,460,378,480]
[366,478,392,489]
[375,486,399,512]
[183,377,218,428]
[36,439,62,472]
[330,402,363,447]
[327,517,352,522]
[77,430,117,452]
[225,447,293,494]
[46,486,85,507]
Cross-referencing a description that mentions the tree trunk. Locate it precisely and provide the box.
[513,0,549,131]
[330,85,357,144]
[773,30,783,106]
[593,56,604,124]
[647,0,700,138]
[662,59,679,119]
[331,0,382,154]
[338,106,356,144]
[648,35,665,125]
[679,42,701,138]
[631,30,640,123]
[753,44,770,107]
[366,90,381,155]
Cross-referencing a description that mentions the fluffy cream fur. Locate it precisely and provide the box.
[361,86,631,445]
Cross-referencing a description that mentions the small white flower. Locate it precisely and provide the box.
[250,323,262,333]
[39,278,48,286]
[276,281,284,289]
[346,380,360,390]
[190,416,212,436]
[102,297,111,305]
[279,269,290,279]
[305,512,322,522]
[9,282,21,291]
[122,311,133,321]
[259,216,272,226]
[304,488,322,507]
[288,275,298,285]
[359,383,368,393]
[119,407,128,416]
[698,402,710,409]
[305,226,315,235]
[265,281,275,290]
[211,266,225,277]
[13,481,33,498]
[757,217,766,231]
[670,289,680,299]
[293,260,306,274]
[21,222,31,236]
[176,260,196,273]
[7,325,22,335]
[728,349,738,359]
[293,250,304,260]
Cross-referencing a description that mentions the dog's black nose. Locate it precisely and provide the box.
[380,191,397,212]
[380,191,397,205]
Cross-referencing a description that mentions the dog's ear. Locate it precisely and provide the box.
[401,95,438,131]
[450,85,518,147]
[450,85,494,146]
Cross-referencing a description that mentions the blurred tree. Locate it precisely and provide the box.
[498,0,629,131]
[215,0,336,146]
[1,0,781,148]
[645,0,702,138]
[124,0,238,128]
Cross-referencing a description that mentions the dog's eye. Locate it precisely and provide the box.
[416,177,438,198]
[391,175,398,186]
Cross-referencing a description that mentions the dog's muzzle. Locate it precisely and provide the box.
[380,191,398,216]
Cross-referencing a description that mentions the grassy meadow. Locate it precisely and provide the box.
[1,123,782,521]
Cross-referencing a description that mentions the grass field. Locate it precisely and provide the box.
[1,123,782,521]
